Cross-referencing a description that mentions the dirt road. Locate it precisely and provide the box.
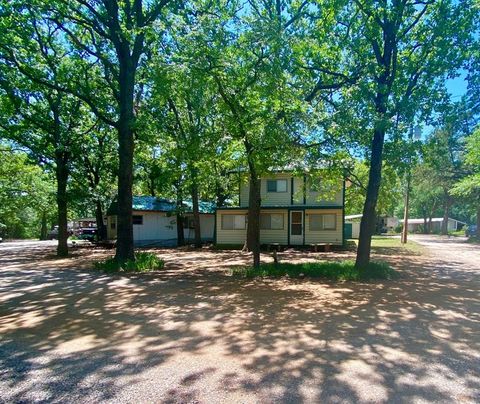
[0,237,479,403]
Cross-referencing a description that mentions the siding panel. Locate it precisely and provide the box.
[304,209,343,245]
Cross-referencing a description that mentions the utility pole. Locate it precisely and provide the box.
[401,125,421,244]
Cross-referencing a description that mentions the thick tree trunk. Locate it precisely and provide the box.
[246,159,261,268]
[176,191,185,247]
[115,62,136,264]
[355,125,386,268]
[95,200,107,241]
[40,211,48,240]
[191,179,202,248]
[55,156,69,257]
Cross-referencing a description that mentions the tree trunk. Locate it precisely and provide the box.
[476,204,480,238]
[422,208,428,234]
[355,125,386,268]
[55,156,69,257]
[191,179,202,248]
[40,211,48,240]
[95,200,107,241]
[401,172,411,244]
[114,62,136,264]
[176,190,185,246]
[441,191,450,235]
[246,158,261,268]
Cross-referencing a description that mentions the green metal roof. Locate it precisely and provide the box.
[107,196,216,215]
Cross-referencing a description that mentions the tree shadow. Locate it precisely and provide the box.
[1,241,479,402]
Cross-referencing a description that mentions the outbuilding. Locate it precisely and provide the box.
[106,196,215,247]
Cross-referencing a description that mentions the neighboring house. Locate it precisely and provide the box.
[216,170,345,246]
[344,214,399,239]
[400,217,466,233]
[106,196,216,247]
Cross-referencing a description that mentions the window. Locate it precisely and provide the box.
[132,215,143,225]
[260,213,284,230]
[267,179,287,193]
[221,214,246,230]
[309,214,337,231]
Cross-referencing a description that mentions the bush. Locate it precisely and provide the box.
[230,260,396,281]
[95,252,165,273]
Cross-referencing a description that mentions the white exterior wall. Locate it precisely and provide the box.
[107,216,117,240]
[292,176,303,205]
[133,211,177,243]
[183,214,215,240]
[304,209,343,245]
[305,183,343,206]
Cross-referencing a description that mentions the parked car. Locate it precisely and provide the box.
[465,225,478,237]
[77,228,97,242]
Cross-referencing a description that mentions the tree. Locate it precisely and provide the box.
[451,128,480,237]
[334,0,474,267]
[1,0,174,264]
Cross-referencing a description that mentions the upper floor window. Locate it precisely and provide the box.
[221,214,246,230]
[133,215,143,225]
[267,179,287,193]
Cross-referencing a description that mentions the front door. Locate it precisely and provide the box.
[290,211,304,245]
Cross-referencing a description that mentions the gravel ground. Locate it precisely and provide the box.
[0,237,479,403]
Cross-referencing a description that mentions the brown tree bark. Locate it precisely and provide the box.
[441,190,450,235]
[355,124,386,268]
[55,154,69,257]
[40,211,48,240]
[95,200,107,241]
[476,205,480,238]
[246,146,261,268]
[176,190,185,247]
[190,177,202,248]
[114,60,136,263]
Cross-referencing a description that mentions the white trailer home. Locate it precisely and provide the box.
[107,196,215,247]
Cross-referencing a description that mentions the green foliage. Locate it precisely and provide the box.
[230,260,396,281]
[95,252,165,273]
[0,146,55,238]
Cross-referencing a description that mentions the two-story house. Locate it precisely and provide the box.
[215,170,345,246]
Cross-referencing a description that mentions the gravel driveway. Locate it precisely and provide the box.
[0,237,479,403]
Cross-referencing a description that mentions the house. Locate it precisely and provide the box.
[344,214,399,238]
[215,170,345,246]
[400,217,466,233]
[106,196,216,247]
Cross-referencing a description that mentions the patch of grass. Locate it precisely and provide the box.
[366,236,424,254]
[230,260,396,281]
[95,252,164,273]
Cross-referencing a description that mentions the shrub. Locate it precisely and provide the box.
[230,260,396,281]
[95,252,165,273]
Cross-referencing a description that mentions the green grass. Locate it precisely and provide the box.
[367,236,424,254]
[95,252,165,273]
[230,260,396,281]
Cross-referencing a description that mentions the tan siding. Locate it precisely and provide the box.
[304,209,343,245]
[216,209,289,245]
[240,181,249,207]
[292,176,303,205]
[261,173,292,206]
[306,181,343,206]
[259,209,288,244]
[216,210,248,245]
